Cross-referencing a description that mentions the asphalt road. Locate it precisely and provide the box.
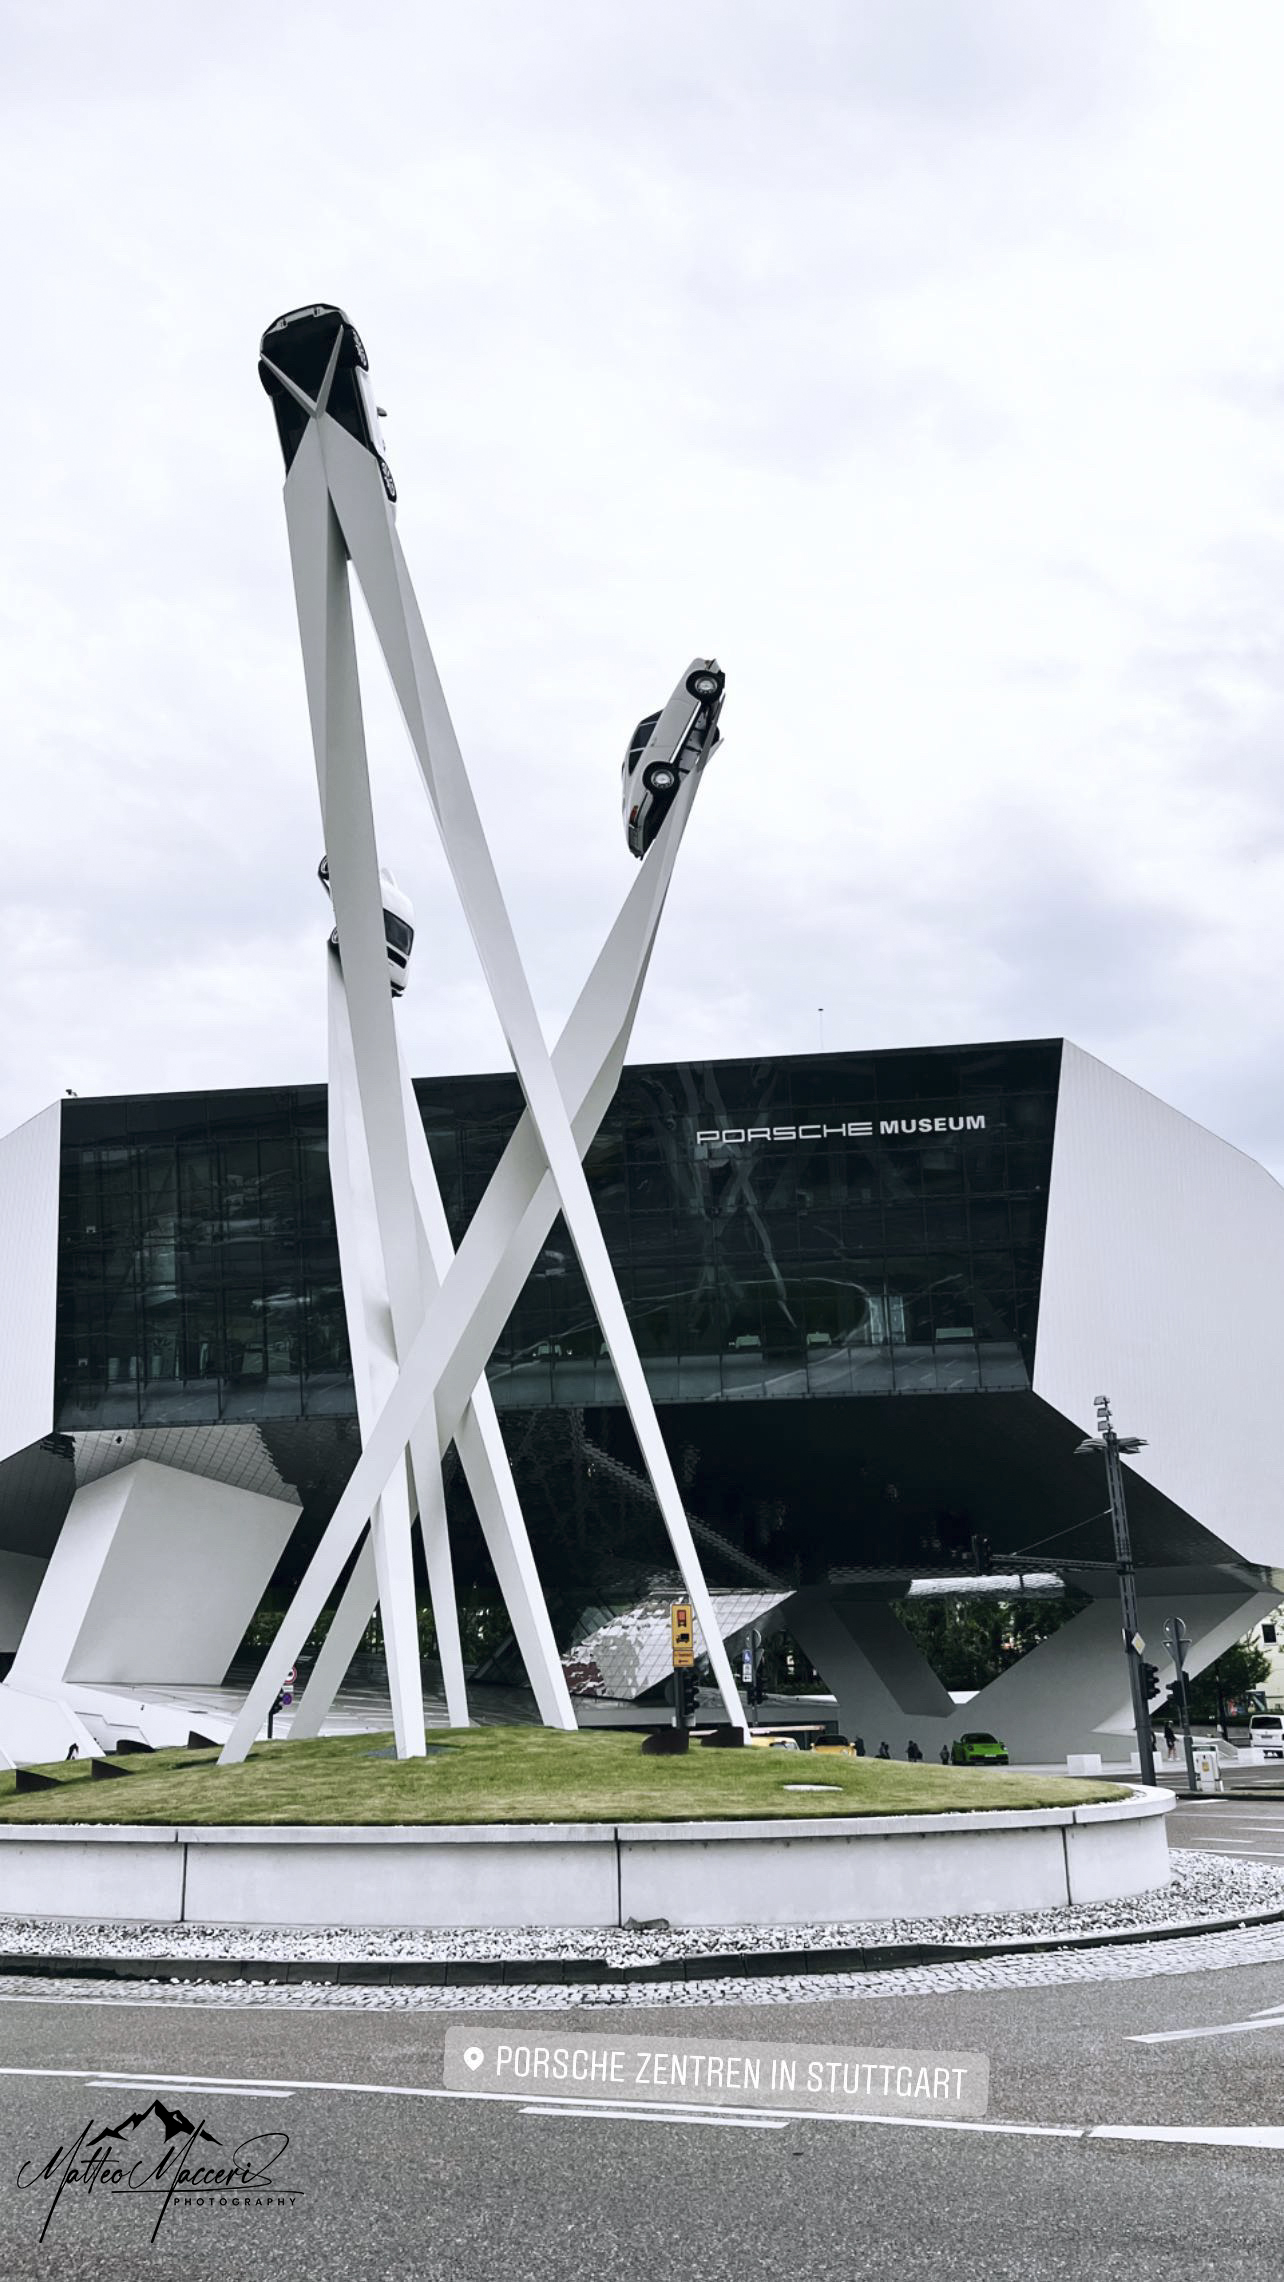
[1166,1794,1284,1863]
[0,1946,1282,2282]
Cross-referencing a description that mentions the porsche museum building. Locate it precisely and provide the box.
[1,1036,1281,1767]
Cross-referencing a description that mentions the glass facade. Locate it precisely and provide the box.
[54,1042,1061,1431]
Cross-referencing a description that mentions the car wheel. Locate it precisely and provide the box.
[686,669,722,700]
[643,763,678,793]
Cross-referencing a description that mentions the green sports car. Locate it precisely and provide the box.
[950,1731,1009,1766]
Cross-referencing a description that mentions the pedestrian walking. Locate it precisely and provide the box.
[906,1739,923,1763]
[876,1739,891,1759]
[939,1744,950,1765]
[1163,1720,1177,1764]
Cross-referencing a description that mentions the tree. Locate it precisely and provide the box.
[894,1595,1084,1692]
[1185,1638,1272,1723]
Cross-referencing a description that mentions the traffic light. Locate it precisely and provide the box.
[679,1667,700,1719]
[1141,1662,1161,1704]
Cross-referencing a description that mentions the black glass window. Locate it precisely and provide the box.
[54,1042,1061,1427]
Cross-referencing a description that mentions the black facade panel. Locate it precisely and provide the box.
[54,1042,1062,1431]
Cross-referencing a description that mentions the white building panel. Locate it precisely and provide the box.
[1035,1041,1284,1575]
[0,1102,60,1465]
[9,1459,299,1689]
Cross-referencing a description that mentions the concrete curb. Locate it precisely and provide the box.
[0,1789,1174,1932]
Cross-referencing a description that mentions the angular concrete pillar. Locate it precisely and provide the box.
[782,1583,1279,1765]
[9,1459,299,1689]
[783,1590,955,1752]
[953,1588,1281,1764]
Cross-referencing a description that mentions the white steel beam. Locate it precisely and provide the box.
[282,442,429,1756]
[220,759,716,1763]
[321,419,746,1735]
[222,348,740,1761]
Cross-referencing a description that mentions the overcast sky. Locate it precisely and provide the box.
[4,2,1284,1170]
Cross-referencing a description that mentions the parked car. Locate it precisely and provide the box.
[1249,1713,1284,1760]
[950,1731,1009,1766]
[621,658,725,858]
[259,302,396,499]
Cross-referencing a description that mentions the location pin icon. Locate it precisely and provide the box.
[463,2046,485,2071]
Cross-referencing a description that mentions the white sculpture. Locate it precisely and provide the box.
[223,303,747,1760]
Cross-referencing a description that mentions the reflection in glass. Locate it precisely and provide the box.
[54,1043,1060,1429]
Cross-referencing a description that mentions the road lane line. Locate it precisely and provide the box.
[520,2104,790,2129]
[1128,2013,1284,2043]
[0,2063,1081,2137]
[86,2080,293,2098]
[1091,2125,1284,2149]
[1169,1841,1284,1856]
[4,2060,1282,2149]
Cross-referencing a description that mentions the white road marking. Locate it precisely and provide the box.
[1128,2006,1284,2044]
[0,2063,1089,2141]
[1170,1840,1284,1857]
[1090,2125,1284,2149]
[520,2103,790,2129]
[86,2078,293,2098]
[3,2058,1282,2149]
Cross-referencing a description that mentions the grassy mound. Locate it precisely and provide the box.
[0,1728,1128,1828]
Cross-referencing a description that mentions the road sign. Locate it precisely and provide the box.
[670,1603,695,1668]
[1129,1632,1145,1657]
[1193,1744,1223,1795]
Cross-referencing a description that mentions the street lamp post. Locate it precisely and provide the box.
[1075,1395,1156,1787]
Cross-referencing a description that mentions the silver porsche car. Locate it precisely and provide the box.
[621,659,725,858]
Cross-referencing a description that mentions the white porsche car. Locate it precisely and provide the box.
[318,856,415,997]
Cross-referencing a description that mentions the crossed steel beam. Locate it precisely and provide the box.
[221,317,746,1761]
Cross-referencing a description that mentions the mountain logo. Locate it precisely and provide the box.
[88,2100,220,2148]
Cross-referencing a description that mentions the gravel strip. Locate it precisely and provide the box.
[1,1913,1283,2014]
[0,1849,1278,1973]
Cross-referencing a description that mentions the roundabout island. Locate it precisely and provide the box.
[0,1730,1168,1934]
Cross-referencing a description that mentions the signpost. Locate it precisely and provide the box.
[1075,1397,1156,1787]
[1163,1617,1200,1794]
[641,1604,697,1754]
[666,1602,696,1752]
[267,1665,297,1742]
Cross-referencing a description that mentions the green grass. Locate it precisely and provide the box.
[0,1728,1128,1828]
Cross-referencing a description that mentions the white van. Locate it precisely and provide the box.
[1249,1713,1284,1760]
